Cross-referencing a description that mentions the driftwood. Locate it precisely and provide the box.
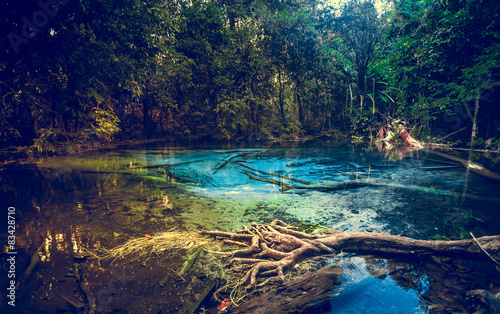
[201,220,500,293]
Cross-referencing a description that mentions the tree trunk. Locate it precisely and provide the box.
[143,94,150,139]
[471,95,480,144]
[429,150,500,182]
[278,69,287,128]
[295,84,304,130]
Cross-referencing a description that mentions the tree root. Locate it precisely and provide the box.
[201,220,500,291]
[201,221,329,290]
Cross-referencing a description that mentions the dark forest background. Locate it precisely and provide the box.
[1,0,499,154]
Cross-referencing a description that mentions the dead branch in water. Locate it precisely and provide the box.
[239,169,500,204]
[235,161,311,184]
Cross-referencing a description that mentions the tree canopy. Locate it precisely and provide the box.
[1,0,499,153]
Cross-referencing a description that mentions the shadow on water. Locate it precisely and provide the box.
[0,140,499,313]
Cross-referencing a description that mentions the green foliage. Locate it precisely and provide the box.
[215,99,249,140]
[90,107,121,142]
[0,0,171,150]
[380,0,500,138]
[1,0,499,150]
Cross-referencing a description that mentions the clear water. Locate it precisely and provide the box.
[1,140,499,313]
[329,257,427,314]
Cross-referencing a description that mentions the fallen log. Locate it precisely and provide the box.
[419,165,461,170]
[238,171,295,190]
[200,220,500,292]
[213,153,242,174]
[429,150,500,182]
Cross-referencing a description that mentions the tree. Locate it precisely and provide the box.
[200,219,500,312]
[0,0,174,151]
[382,0,500,141]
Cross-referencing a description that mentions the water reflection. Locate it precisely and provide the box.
[329,257,427,313]
[0,141,499,313]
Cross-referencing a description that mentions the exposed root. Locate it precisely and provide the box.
[200,220,337,290]
[201,220,500,292]
[99,231,216,261]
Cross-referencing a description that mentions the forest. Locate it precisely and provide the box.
[1,0,499,154]
[2,1,500,313]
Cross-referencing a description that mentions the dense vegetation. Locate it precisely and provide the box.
[1,0,499,153]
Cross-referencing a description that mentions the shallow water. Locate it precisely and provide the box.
[1,140,499,313]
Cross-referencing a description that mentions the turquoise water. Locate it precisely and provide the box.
[329,257,427,314]
[1,140,499,313]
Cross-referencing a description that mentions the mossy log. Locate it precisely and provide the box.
[179,248,202,276]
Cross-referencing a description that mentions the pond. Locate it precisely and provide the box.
[1,140,499,313]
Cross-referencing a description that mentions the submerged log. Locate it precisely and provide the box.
[16,240,45,289]
[231,264,343,314]
[239,169,500,204]
[234,161,311,184]
[179,248,202,276]
[212,153,242,174]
